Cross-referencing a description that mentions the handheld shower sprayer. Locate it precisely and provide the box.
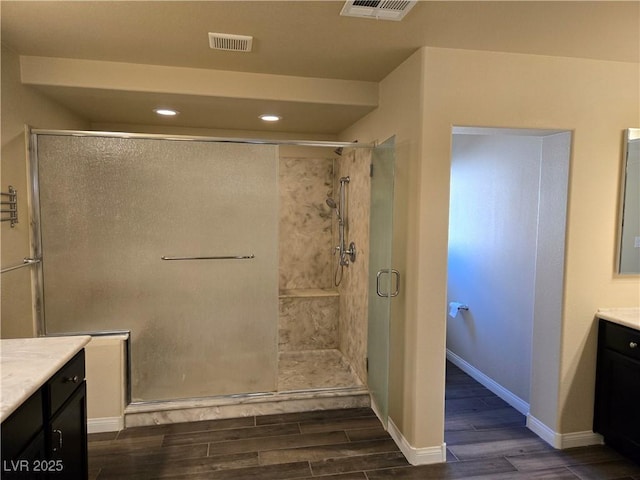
[326,177,356,287]
[325,197,342,223]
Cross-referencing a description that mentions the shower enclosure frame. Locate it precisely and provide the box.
[27,128,372,406]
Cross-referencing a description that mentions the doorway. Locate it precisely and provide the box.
[446,127,571,437]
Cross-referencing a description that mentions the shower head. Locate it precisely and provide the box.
[326,197,343,223]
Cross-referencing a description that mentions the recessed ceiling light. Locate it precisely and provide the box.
[154,108,179,116]
[259,114,281,122]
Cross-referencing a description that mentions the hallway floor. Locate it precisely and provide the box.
[88,362,639,479]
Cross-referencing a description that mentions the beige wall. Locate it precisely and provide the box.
[342,49,432,446]
[85,335,128,430]
[344,46,640,450]
[1,44,89,338]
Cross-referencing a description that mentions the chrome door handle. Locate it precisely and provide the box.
[390,269,399,297]
[376,270,385,297]
[376,269,400,297]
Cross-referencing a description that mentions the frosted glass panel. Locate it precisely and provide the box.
[36,135,278,402]
[367,137,395,427]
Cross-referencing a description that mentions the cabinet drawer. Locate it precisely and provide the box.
[47,350,85,417]
[600,320,640,362]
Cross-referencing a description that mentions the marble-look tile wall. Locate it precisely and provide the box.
[334,148,372,385]
[278,154,339,354]
[278,156,334,289]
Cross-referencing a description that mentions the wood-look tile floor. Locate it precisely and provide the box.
[88,362,640,479]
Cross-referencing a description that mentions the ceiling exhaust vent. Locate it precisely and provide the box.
[208,32,253,52]
[340,0,417,21]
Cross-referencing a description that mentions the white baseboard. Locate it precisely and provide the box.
[446,349,530,415]
[526,415,603,449]
[526,414,558,447]
[88,416,124,434]
[387,417,447,465]
[560,430,604,449]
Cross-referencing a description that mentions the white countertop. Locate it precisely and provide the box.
[597,307,640,331]
[1,335,91,422]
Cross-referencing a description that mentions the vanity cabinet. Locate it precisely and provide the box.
[594,319,640,464]
[1,390,46,472]
[1,350,88,479]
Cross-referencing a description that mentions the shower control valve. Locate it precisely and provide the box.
[340,242,356,266]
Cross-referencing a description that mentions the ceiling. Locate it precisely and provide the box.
[2,1,638,135]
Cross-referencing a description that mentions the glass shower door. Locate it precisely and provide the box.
[367,136,396,426]
[34,134,279,402]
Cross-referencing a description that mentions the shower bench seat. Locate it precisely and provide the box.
[279,288,339,298]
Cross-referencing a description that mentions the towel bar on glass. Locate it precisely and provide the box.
[161,255,255,261]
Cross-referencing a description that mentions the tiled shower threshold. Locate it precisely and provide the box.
[125,349,368,428]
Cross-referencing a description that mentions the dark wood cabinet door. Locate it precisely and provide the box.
[47,383,88,479]
[595,348,640,464]
[1,430,46,480]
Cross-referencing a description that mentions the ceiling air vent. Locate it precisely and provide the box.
[208,32,253,52]
[340,0,417,21]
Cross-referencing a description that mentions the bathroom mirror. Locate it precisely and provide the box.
[618,128,640,274]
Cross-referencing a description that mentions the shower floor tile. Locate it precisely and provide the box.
[277,349,363,392]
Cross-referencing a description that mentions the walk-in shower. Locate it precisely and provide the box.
[28,129,374,424]
[327,176,356,286]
